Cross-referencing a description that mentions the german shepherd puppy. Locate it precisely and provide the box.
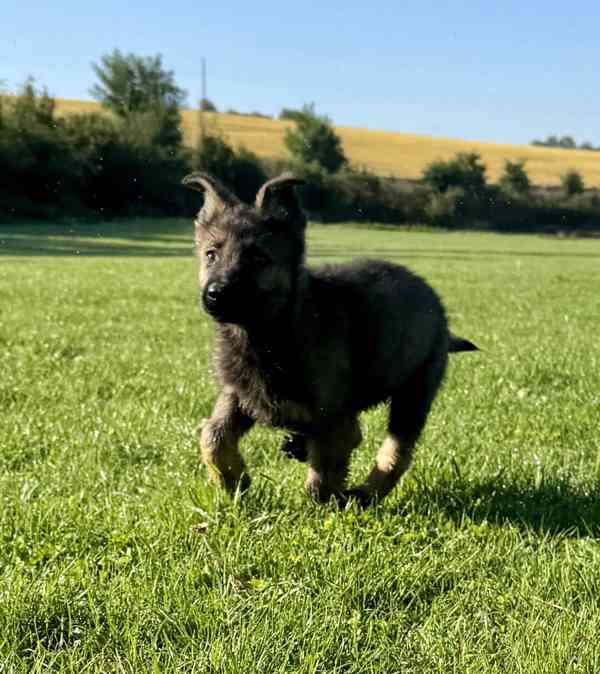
[183,172,477,506]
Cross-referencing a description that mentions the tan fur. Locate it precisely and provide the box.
[199,389,253,492]
[357,433,414,501]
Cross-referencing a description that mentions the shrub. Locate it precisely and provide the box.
[64,111,188,217]
[195,131,235,175]
[269,160,419,224]
[226,109,271,119]
[283,104,347,173]
[422,152,487,197]
[230,146,268,203]
[0,81,190,221]
[424,187,466,227]
[194,132,266,203]
[331,168,413,222]
[561,170,585,197]
[499,160,531,196]
[0,81,86,220]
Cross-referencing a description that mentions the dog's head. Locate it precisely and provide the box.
[182,172,306,327]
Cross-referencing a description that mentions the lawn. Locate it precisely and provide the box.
[1,221,599,673]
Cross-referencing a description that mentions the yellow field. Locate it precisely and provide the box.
[55,98,600,187]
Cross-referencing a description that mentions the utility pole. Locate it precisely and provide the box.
[200,57,207,139]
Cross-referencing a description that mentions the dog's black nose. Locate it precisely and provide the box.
[205,282,223,305]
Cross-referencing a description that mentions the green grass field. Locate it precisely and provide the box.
[1,221,599,672]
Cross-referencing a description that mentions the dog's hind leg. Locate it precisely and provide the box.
[348,351,447,506]
[281,433,308,462]
[199,388,254,493]
[305,416,362,503]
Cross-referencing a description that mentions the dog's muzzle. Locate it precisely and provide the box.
[202,282,225,315]
[202,281,245,323]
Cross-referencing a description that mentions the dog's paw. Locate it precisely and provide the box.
[280,434,308,462]
[340,487,373,509]
[222,471,252,496]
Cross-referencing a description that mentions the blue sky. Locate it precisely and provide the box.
[3,0,599,145]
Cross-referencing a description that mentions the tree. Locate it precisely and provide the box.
[194,131,266,203]
[279,107,304,122]
[530,134,592,150]
[199,98,217,112]
[12,78,56,130]
[422,152,487,196]
[0,80,85,219]
[558,135,576,149]
[91,50,185,117]
[499,160,531,196]
[561,170,585,197]
[90,50,186,149]
[283,103,347,173]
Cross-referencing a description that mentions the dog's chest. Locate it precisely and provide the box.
[218,336,315,430]
[238,370,314,430]
[274,398,314,429]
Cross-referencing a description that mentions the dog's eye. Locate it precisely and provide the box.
[205,249,218,264]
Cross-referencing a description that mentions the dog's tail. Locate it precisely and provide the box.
[448,333,478,353]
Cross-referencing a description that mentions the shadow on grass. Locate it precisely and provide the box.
[310,246,600,260]
[3,221,599,259]
[0,220,194,257]
[409,474,600,537]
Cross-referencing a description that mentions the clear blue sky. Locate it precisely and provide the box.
[3,0,599,145]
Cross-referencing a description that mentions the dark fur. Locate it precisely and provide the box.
[183,172,477,506]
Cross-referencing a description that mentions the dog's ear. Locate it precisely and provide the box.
[182,173,240,227]
[255,173,306,227]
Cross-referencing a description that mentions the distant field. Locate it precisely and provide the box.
[1,220,600,672]
[56,97,600,187]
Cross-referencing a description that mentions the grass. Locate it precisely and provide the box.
[1,220,600,672]
[55,97,600,187]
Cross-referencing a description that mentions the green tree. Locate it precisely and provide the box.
[283,103,347,173]
[558,136,576,149]
[499,160,531,196]
[0,80,85,219]
[194,131,266,203]
[561,170,585,197]
[90,50,186,149]
[422,152,487,196]
[11,78,56,129]
[199,98,217,112]
[279,107,304,122]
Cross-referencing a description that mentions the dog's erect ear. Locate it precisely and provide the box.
[182,173,240,226]
[255,173,306,226]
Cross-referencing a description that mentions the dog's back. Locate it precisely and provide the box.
[297,258,448,414]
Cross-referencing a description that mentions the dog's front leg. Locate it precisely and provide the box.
[199,389,254,493]
[305,417,362,503]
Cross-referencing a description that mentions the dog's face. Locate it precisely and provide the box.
[183,173,306,327]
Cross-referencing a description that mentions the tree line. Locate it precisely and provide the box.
[532,135,600,152]
[1,50,599,231]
